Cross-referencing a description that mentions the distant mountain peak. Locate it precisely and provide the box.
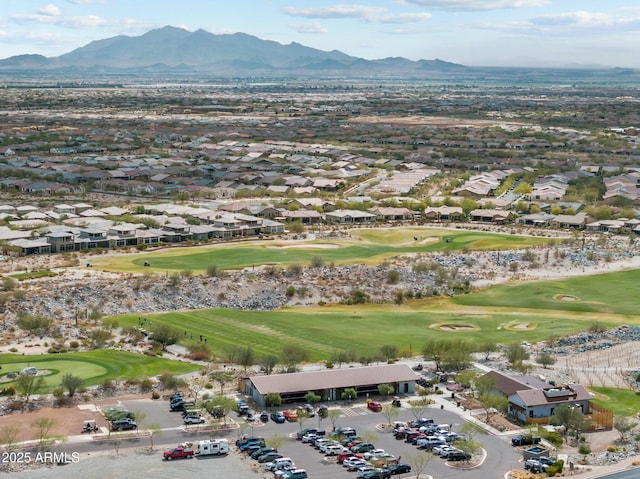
[0,26,467,77]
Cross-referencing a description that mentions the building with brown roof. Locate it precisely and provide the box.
[243,364,418,407]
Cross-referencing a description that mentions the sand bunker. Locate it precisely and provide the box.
[266,243,340,249]
[433,323,480,332]
[504,322,537,331]
[553,294,580,302]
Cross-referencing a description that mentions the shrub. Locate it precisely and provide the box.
[285,286,296,298]
[52,387,65,398]
[69,341,79,349]
[187,351,210,361]
[387,269,400,284]
[0,385,17,396]
[151,391,160,400]
[546,460,564,477]
[607,445,618,452]
[578,444,591,455]
[139,378,154,392]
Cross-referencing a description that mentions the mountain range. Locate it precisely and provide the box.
[0,26,637,82]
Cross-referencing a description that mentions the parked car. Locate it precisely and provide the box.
[239,438,266,451]
[296,427,325,440]
[280,469,308,479]
[302,403,315,417]
[265,457,293,471]
[344,458,369,471]
[236,435,263,447]
[271,412,286,423]
[260,410,269,422]
[163,446,194,460]
[111,418,137,431]
[416,436,446,450]
[250,447,276,460]
[511,435,541,447]
[525,456,555,473]
[446,451,472,462]
[386,463,412,475]
[366,400,382,412]
[335,427,357,437]
[361,470,391,479]
[258,452,283,463]
[282,409,298,422]
[183,414,206,425]
[351,442,375,453]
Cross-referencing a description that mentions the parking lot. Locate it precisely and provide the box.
[227,403,521,479]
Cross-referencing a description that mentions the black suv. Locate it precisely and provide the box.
[511,435,541,447]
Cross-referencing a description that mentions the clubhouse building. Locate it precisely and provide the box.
[242,363,419,407]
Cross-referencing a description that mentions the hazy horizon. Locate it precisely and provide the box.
[1,1,639,69]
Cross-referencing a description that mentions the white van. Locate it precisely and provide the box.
[196,439,229,456]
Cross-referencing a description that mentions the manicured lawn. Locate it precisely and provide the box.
[589,387,640,416]
[115,303,618,362]
[91,227,553,273]
[0,350,199,391]
[452,269,640,316]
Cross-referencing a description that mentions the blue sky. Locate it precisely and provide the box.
[1,1,639,67]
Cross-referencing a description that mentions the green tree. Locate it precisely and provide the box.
[31,417,56,450]
[150,324,181,351]
[61,373,83,397]
[209,370,237,395]
[204,395,237,425]
[288,221,304,234]
[341,388,357,400]
[406,451,432,479]
[265,433,287,451]
[281,344,309,371]
[477,392,509,422]
[0,425,19,451]
[237,346,256,373]
[15,373,46,408]
[505,343,530,369]
[265,392,282,407]
[305,391,321,404]
[296,409,311,431]
[613,415,636,442]
[536,352,556,369]
[258,354,279,375]
[379,345,398,362]
[550,404,590,438]
[477,342,497,361]
[377,383,395,398]
[381,404,399,426]
[327,409,341,431]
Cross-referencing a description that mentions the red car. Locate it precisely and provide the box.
[282,409,298,422]
[366,401,382,412]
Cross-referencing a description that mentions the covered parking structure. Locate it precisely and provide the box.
[243,363,419,407]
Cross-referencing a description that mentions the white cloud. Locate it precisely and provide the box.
[404,0,549,11]
[532,11,619,27]
[37,4,61,17]
[376,12,431,24]
[283,4,430,24]
[66,0,107,4]
[290,22,329,34]
[478,10,640,36]
[10,13,108,28]
[283,5,387,19]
